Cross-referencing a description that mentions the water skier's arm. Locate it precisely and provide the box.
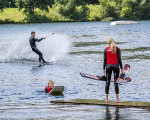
[34,37,46,42]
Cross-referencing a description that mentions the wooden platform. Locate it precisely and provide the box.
[51,99,150,109]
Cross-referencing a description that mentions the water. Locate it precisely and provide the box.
[0,21,150,119]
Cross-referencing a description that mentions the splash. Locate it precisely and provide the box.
[0,33,70,63]
[39,33,70,62]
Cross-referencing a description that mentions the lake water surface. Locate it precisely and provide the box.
[0,21,150,119]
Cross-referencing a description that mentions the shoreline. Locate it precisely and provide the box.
[1,7,149,25]
[0,20,149,25]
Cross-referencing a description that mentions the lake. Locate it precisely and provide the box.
[0,21,150,119]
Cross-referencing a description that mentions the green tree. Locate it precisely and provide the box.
[84,0,99,4]
[120,0,137,19]
[99,0,119,20]
[0,0,10,11]
[135,0,150,19]
[120,0,150,20]
[16,0,55,15]
[0,0,4,11]
[4,0,16,8]
[56,0,89,20]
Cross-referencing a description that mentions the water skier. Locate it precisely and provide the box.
[29,31,46,64]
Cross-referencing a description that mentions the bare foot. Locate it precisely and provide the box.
[105,100,109,104]
[116,100,122,103]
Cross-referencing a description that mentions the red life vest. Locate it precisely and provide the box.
[46,86,51,93]
[106,46,118,65]
[46,86,54,93]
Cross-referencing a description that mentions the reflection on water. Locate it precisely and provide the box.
[105,107,120,120]
[0,103,150,119]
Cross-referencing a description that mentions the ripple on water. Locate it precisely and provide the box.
[73,41,127,47]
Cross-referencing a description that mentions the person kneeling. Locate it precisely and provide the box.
[44,80,54,93]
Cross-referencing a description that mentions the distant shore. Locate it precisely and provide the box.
[0,6,148,24]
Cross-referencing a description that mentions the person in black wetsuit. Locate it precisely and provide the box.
[29,31,46,64]
[103,38,123,103]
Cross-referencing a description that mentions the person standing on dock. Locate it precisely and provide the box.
[29,31,46,64]
[103,38,123,103]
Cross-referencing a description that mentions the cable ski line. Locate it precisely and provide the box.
[45,16,88,38]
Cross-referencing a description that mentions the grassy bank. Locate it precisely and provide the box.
[0,8,25,24]
[0,5,115,24]
[0,7,70,24]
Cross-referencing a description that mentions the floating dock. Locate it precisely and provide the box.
[51,99,150,109]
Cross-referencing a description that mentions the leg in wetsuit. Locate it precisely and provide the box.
[32,47,46,63]
[105,64,119,94]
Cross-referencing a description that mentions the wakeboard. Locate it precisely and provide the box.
[50,86,64,96]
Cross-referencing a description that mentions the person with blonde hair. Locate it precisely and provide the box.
[44,80,54,93]
[103,38,123,103]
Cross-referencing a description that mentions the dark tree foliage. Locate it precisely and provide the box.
[99,0,150,20]
[16,0,55,15]
[0,0,16,10]
[6,0,16,8]
[84,0,99,4]
[99,0,119,20]
[120,0,150,20]
[55,0,87,6]
[0,0,9,11]
[56,0,89,20]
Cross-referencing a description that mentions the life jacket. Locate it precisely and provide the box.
[106,46,118,65]
[46,86,52,93]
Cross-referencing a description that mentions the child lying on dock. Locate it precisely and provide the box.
[44,80,54,93]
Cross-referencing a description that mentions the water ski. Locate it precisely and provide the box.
[50,86,64,96]
[80,73,109,82]
[34,61,54,67]
[80,64,131,85]
[41,61,54,65]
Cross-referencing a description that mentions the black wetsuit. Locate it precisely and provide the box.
[29,36,46,63]
[103,48,123,94]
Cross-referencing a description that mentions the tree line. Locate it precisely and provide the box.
[0,0,150,22]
